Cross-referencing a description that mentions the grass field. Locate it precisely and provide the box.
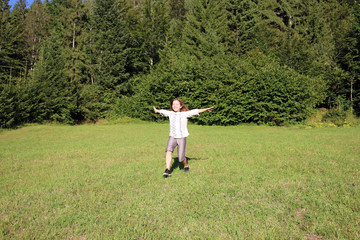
[0,122,359,239]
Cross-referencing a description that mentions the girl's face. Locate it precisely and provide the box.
[172,100,182,112]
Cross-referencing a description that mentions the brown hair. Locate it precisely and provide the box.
[170,98,189,112]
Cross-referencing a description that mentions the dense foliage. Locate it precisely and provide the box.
[1,0,359,127]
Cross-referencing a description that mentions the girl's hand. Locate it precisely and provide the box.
[198,107,214,114]
[153,106,159,114]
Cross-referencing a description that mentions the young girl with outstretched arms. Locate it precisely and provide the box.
[153,98,213,177]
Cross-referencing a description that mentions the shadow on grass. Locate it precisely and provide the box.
[170,156,202,172]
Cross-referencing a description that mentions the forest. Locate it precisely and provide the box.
[1,0,359,128]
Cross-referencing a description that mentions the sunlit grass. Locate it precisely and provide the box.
[1,123,359,239]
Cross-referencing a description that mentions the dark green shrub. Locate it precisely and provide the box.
[322,108,346,126]
[117,51,325,125]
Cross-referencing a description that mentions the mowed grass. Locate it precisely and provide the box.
[0,123,359,239]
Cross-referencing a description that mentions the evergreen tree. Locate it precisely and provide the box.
[304,0,357,111]
[344,1,360,114]
[64,0,90,84]
[0,0,28,88]
[181,0,228,59]
[10,0,28,82]
[226,0,259,56]
[169,0,185,20]
[157,0,185,67]
[43,0,90,84]
[29,34,74,123]
[141,0,171,66]
[306,1,337,76]
[256,0,312,73]
[25,0,48,72]
[0,0,12,86]
[81,0,97,85]
[92,0,130,94]
[122,0,152,76]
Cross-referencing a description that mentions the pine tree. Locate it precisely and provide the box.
[181,0,228,59]
[255,0,312,73]
[25,0,48,72]
[64,0,90,84]
[92,0,130,93]
[304,0,356,110]
[141,0,171,67]
[306,1,337,75]
[0,0,12,86]
[169,0,186,20]
[29,34,73,124]
[43,0,90,84]
[0,0,29,88]
[342,1,360,114]
[226,0,259,56]
[1,0,39,127]
[123,0,153,75]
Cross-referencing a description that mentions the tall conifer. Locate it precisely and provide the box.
[226,0,259,56]
[0,0,12,86]
[141,0,171,66]
[30,34,73,123]
[182,0,228,59]
[0,0,28,87]
[92,0,130,93]
[26,0,48,72]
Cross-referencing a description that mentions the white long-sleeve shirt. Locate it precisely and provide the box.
[159,109,199,138]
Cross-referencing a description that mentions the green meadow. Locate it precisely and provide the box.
[0,123,359,239]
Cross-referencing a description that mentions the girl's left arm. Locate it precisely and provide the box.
[198,107,214,114]
[153,106,160,114]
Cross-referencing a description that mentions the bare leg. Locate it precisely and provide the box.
[166,151,172,170]
[177,138,187,169]
[182,158,188,168]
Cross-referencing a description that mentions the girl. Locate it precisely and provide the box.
[153,98,213,177]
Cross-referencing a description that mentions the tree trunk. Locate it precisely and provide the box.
[350,76,353,112]
[9,67,12,90]
[73,22,76,49]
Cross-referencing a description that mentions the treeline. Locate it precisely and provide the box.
[1,0,359,127]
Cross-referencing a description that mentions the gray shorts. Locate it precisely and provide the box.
[165,136,187,162]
